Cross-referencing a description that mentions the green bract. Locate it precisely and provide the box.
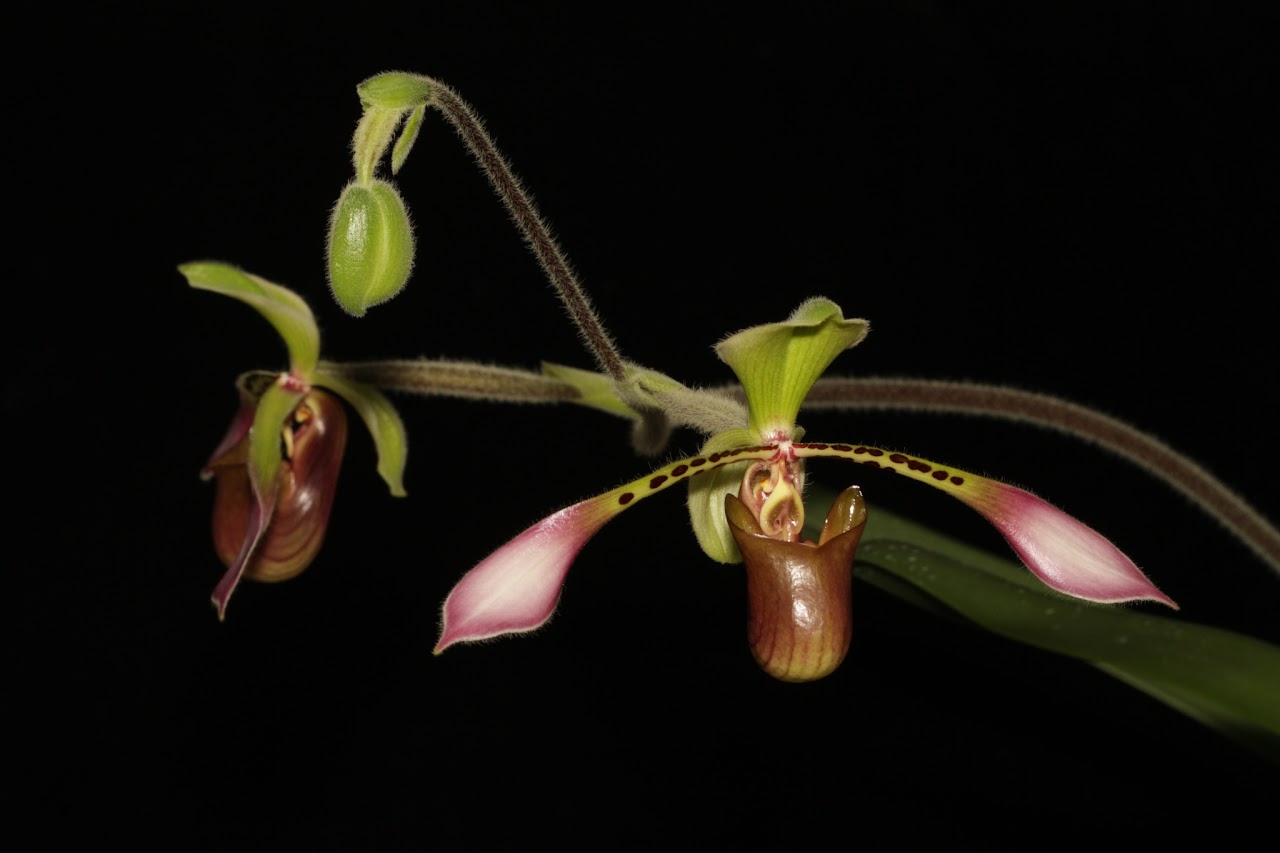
[391,105,427,175]
[541,362,640,419]
[357,71,434,111]
[351,73,433,182]
[327,180,416,317]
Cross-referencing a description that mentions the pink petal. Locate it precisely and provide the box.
[435,499,614,652]
[968,480,1178,607]
[434,448,796,652]
[791,443,1177,608]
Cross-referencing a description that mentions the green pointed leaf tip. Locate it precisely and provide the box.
[179,262,321,379]
[314,367,410,497]
[715,298,869,439]
[357,72,434,110]
[326,180,415,317]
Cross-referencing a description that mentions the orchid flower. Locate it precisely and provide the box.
[435,297,1176,681]
[180,262,410,619]
[308,71,1179,680]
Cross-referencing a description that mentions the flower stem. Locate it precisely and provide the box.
[429,84,627,382]
[320,359,580,404]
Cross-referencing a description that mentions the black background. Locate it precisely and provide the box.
[18,3,1279,847]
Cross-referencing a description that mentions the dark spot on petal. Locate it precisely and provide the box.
[690,458,707,467]
[932,471,948,480]
[951,476,965,486]
[854,447,868,455]
[861,461,881,468]
[649,475,668,489]
[808,443,829,450]
[889,453,907,464]
[672,464,689,477]
[868,448,884,457]
[908,459,932,472]
[833,444,852,452]
[618,493,634,505]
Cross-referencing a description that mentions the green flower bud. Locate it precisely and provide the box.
[327,179,415,316]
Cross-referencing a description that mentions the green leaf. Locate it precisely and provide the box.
[848,501,1280,763]
[314,365,410,497]
[179,262,320,379]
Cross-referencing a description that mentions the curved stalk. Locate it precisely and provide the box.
[427,84,627,382]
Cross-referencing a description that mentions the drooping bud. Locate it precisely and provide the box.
[209,390,349,584]
[327,179,415,316]
[726,486,867,682]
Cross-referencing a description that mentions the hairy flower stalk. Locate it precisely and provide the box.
[322,359,581,404]
[429,84,627,384]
